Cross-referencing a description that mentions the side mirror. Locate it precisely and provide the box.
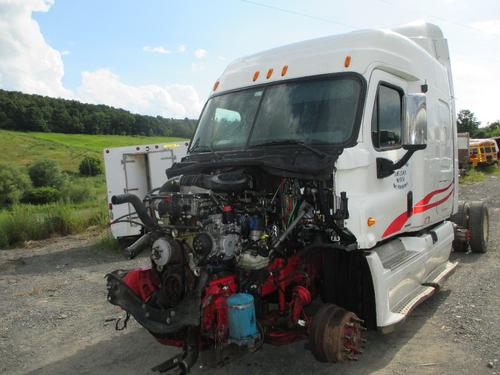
[402,94,427,150]
[376,93,427,179]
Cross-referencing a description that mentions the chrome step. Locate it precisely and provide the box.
[424,261,458,289]
[393,285,436,315]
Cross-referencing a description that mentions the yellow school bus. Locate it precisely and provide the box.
[469,139,498,167]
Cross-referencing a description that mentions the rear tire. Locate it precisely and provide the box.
[450,201,470,228]
[468,201,489,253]
[451,201,470,253]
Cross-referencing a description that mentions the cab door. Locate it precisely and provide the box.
[367,69,412,239]
[436,101,454,217]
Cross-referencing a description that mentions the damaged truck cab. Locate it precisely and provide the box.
[105,22,489,373]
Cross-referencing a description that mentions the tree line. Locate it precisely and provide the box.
[0,89,197,138]
[457,109,500,138]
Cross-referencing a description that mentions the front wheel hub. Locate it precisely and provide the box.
[310,304,366,362]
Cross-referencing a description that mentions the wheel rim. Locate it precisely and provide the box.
[483,209,489,244]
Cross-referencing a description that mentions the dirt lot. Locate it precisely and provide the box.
[1,175,499,375]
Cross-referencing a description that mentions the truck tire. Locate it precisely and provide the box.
[468,201,489,253]
[450,201,469,228]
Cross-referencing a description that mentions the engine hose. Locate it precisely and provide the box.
[273,201,313,249]
[111,193,157,229]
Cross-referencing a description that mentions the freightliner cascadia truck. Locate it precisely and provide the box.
[104,22,489,373]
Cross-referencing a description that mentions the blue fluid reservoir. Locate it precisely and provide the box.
[227,293,259,345]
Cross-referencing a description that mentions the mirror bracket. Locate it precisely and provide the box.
[376,144,426,179]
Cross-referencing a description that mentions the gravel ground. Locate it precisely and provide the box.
[0,175,498,375]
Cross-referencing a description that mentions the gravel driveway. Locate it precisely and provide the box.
[1,175,498,375]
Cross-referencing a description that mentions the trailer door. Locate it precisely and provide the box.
[147,144,189,190]
[122,153,150,234]
[147,149,176,190]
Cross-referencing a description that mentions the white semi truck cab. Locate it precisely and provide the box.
[105,22,489,373]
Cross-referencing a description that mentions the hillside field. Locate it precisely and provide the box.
[0,130,186,171]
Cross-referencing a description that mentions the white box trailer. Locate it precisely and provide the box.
[103,142,188,241]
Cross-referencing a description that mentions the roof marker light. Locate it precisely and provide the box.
[266,68,273,79]
[344,55,351,68]
[281,65,288,76]
[213,80,220,91]
[253,71,260,81]
[367,217,376,227]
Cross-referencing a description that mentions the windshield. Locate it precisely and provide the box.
[190,74,363,152]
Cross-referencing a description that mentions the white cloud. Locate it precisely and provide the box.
[143,45,170,54]
[177,44,187,53]
[0,0,71,98]
[194,48,207,59]
[77,69,203,118]
[470,19,500,37]
[61,50,70,55]
[0,1,203,119]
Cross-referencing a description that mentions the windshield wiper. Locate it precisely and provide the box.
[188,141,222,160]
[252,140,329,159]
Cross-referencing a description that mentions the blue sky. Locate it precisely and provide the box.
[1,0,499,123]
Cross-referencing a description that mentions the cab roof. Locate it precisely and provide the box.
[213,23,450,97]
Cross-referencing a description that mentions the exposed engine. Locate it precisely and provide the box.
[106,168,366,374]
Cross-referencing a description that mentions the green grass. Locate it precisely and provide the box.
[0,201,108,248]
[481,164,500,175]
[95,231,120,251]
[0,129,186,171]
[27,132,185,153]
[460,164,499,184]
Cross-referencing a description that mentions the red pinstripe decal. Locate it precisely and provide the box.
[414,181,454,207]
[382,183,454,238]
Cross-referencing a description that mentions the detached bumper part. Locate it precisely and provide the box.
[106,271,201,336]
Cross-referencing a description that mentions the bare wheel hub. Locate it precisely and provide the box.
[310,304,366,362]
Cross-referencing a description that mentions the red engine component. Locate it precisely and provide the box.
[201,274,237,340]
[120,256,318,349]
[122,268,159,301]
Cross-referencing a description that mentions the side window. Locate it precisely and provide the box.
[372,84,403,149]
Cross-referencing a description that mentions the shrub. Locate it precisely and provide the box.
[60,180,91,204]
[79,156,102,176]
[21,187,61,205]
[0,163,31,205]
[28,159,65,188]
[0,205,46,245]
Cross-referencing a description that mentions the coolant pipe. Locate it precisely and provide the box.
[125,231,155,259]
[111,193,157,229]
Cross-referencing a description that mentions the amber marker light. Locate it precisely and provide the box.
[266,68,274,79]
[253,71,260,81]
[344,55,351,68]
[212,80,220,91]
[281,64,288,76]
[367,217,376,227]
